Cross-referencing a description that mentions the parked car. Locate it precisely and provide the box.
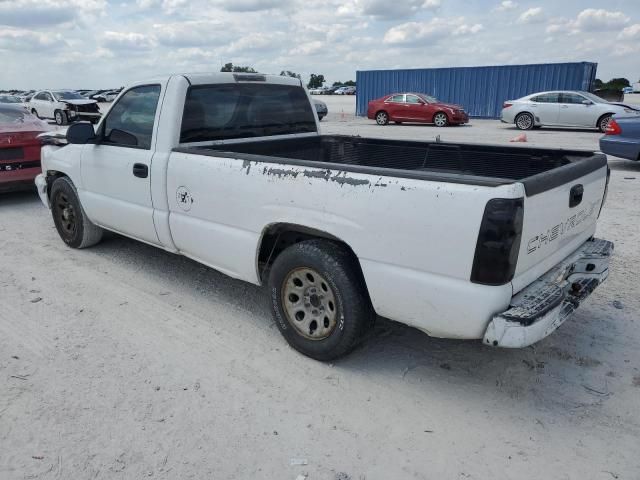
[0,104,50,192]
[28,90,101,125]
[0,95,27,110]
[93,90,120,102]
[35,72,612,361]
[501,91,640,132]
[599,116,640,161]
[308,87,328,95]
[622,86,633,94]
[367,93,469,126]
[335,86,356,95]
[313,98,327,120]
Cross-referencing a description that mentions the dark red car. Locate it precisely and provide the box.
[0,105,50,192]
[367,92,469,127]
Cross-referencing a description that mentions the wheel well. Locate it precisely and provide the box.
[432,111,448,121]
[45,171,69,199]
[375,110,388,117]
[257,223,364,283]
[597,112,614,125]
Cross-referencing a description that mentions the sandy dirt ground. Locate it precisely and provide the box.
[1,106,639,479]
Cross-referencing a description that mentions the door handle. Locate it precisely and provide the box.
[132,163,148,178]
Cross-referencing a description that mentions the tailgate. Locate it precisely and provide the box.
[512,157,608,293]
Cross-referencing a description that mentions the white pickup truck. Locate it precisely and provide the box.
[35,72,613,361]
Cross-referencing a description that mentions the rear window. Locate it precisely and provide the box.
[180,83,317,143]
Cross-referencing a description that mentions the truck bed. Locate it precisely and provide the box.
[175,135,606,195]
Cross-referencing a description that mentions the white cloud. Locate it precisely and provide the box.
[0,27,65,50]
[0,0,104,27]
[101,31,156,51]
[495,1,517,12]
[571,9,630,32]
[517,7,545,24]
[384,17,483,45]
[153,21,228,47]
[338,0,440,20]
[618,24,640,40]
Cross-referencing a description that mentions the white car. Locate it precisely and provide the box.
[35,72,612,360]
[28,90,101,125]
[501,90,639,132]
[308,86,328,95]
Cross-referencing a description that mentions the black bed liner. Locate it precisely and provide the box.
[174,135,607,196]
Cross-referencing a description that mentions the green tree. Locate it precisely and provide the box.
[280,70,301,79]
[307,74,325,89]
[221,62,257,73]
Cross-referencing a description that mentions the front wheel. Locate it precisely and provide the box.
[375,111,389,125]
[433,112,449,127]
[268,240,374,361]
[598,114,612,133]
[515,112,534,130]
[50,177,103,249]
[54,110,68,126]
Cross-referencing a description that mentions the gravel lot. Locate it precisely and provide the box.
[1,96,639,479]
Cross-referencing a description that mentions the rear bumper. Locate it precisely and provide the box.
[599,137,640,161]
[484,238,613,348]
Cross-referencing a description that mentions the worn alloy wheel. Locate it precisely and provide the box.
[376,111,389,125]
[515,112,534,130]
[433,112,449,127]
[54,110,67,126]
[54,191,77,241]
[282,267,338,340]
[598,114,612,133]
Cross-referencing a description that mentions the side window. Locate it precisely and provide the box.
[44,93,53,102]
[102,85,161,149]
[405,95,422,104]
[532,93,559,103]
[389,94,405,103]
[561,93,585,104]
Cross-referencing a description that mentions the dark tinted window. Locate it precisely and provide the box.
[531,93,559,103]
[103,85,160,149]
[406,95,423,104]
[561,93,586,104]
[180,83,317,143]
[388,94,405,103]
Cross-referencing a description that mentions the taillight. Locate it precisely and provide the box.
[605,119,621,135]
[471,198,524,285]
[503,102,513,109]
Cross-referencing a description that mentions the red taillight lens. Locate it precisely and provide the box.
[503,102,512,109]
[605,119,621,135]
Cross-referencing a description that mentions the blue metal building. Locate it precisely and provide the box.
[355,62,597,119]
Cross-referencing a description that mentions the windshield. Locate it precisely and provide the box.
[180,83,317,143]
[418,94,438,103]
[53,91,85,101]
[580,91,606,103]
[0,96,22,104]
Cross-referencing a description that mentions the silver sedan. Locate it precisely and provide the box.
[501,90,639,132]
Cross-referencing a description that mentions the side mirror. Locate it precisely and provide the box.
[66,122,97,144]
[582,100,593,105]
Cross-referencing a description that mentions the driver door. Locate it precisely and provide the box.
[79,84,162,245]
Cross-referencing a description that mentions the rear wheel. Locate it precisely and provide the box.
[598,114,613,133]
[375,111,389,125]
[515,112,534,130]
[433,112,449,127]
[268,240,374,361]
[50,177,103,249]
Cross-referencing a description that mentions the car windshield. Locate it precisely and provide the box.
[579,91,607,103]
[53,91,85,101]
[0,105,32,123]
[418,94,438,103]
[0,96,21,104]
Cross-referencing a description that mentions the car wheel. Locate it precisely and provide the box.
[54,110,67,126]
[268,240,375,361]
[598,114,613,133]
[50,177,103,249]
[433,112,449,127]
[375,111,389,125]
[31,109,40,119]
[515,112,534,130]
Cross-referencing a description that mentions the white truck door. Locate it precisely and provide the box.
[79,84,162,245]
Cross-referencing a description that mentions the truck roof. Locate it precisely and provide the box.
[126,72,303,89]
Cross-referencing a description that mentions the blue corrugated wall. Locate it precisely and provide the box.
[356,62,597,119]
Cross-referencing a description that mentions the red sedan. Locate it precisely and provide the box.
[0,105,50,192]
[367,92,469,127]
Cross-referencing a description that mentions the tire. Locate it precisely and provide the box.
[598,114,613,133]
[54,110,68,126]
[375,111,389,125]
[31,109,40,119]
[515,112,534,130]
[268,240,374,361]
[433,112,449,127]
[50,177,103,249]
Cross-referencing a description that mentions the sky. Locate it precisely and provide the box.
[1,0,639,90]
